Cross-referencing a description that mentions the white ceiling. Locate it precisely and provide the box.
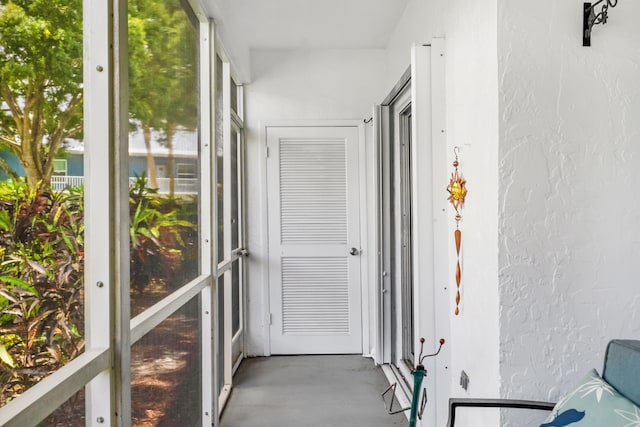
[201,0,409,81]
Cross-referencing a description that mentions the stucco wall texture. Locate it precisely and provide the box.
[498,1,640,425]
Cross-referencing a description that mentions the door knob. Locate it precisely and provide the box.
[350,247,359,256]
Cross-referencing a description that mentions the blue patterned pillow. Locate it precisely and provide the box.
[540,369,640,427]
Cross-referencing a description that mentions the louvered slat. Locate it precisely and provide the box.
[281,257,350,334]
[279,139,347,244]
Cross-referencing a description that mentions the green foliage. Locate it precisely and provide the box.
[0,341,14,368]
[128,0,198,195]
[0,180,84,404]
[129,174,197,292]
[0,0,198,192]
[128,0,198,131]
[0,0,202,403]
[0,178,198,405]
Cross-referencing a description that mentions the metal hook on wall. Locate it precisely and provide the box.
[364,117,373,124]
[583,0,620,46]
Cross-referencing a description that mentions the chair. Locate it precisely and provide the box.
[446,339,640,426]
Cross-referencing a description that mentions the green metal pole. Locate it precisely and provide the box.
[409,365,426,427]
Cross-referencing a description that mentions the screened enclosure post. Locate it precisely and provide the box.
[239,99,247,357]
[209,19,221,426]
[113,0,132,423]
[372,105,383,366]
[83,0,115,424]
[222,61,234,390]
[196,13,215,427]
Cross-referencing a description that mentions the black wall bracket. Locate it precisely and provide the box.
[583,0,619,46]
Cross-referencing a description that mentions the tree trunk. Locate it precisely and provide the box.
[20,135,45,190]
[142,125,158,189]
[165,123,177,197]
[20,125,74,191]
[23,161,43,190]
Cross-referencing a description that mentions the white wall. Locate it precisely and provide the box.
[243,48,386,356]
[497,1,640,424]
[384,0,447,94]
[384,1,500,425]
[384,1,640,426]
[443,0,500,424]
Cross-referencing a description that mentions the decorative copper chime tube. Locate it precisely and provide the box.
[447,148,467,316]
[455,226,461,315]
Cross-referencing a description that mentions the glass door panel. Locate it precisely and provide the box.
[399,110,414,363]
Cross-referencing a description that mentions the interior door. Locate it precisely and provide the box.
[267,125,362,354]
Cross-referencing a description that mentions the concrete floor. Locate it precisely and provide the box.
[220,355,408,427]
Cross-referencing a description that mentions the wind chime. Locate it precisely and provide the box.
[446,147,467,315]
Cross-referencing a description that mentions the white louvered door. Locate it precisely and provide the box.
[267,126,362,354]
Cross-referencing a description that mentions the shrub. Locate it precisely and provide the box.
[129,174,197,292]
[0,180,84,405]
[0,177,197,405]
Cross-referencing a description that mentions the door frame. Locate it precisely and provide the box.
[376,66,413,367]
[374,41,450,425]
[409,41,450,426]
[259,120,369,356]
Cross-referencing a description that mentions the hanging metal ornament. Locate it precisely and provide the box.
[446,147,467,315]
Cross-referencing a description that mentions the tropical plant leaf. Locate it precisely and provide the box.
[0,345,16,368]
[0,289,18,303]
[0,210,12,232]
[27,260,48,276]
[0,276,38,295]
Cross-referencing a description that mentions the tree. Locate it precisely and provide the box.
[0,0,83,190]
[158,5,198,196]
[0,0,197,192]
[128,0,165,190]
[128,0,198,196]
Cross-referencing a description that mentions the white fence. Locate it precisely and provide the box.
[51,176,85,190]
[51,176,199,195]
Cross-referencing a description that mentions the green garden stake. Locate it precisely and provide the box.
[409,364,427,427]
[408,337,445,427]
